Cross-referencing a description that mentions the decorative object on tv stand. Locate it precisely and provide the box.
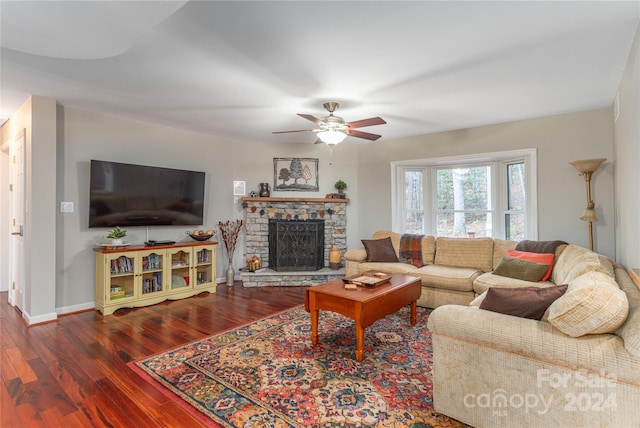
[106,226,127,246]
[569,158,606,251]
[218,219,243,286]
[186,229,214,241]
[259,182,270,197]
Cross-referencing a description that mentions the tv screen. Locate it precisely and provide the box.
[89,160,205,228]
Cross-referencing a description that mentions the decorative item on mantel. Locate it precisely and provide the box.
[259,182,270,197]
[333,180,347,199]
[218,219,243,286]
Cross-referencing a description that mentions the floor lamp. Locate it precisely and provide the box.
[569,158,606,251]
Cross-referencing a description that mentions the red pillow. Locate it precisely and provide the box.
[505,249,554,281]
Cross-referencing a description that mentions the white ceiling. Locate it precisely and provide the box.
[1,1,639,144]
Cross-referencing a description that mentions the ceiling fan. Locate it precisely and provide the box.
[273,102,386,145]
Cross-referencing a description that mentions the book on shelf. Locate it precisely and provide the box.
[197,271,208,284]
[142,276,163,294]
[143,253,162,270]
[111,256,134,274]
[197,250,209,263]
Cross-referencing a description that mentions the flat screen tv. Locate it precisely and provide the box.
[89,160,205,228]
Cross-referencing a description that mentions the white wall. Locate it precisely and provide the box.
[356,108,616,259]
[55,106,358,313]
[614,24,640,269]
[0,96,58,323]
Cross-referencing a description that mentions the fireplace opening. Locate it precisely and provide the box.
[269,219,324,271]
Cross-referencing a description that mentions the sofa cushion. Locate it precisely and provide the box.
[434,237,494,272]
[492,238,518,270]
[613,264,640,358]
[358,262,417,275]
[412,264,482,292]
[344,247,368,263]
[362,237,398,263]
[506,249,555,281]
[548,271,629,337]
[493,257,550,282]
[371,231,436,264]
[552,244,614,285]
[473,272,555,295]
[479,284,568,320]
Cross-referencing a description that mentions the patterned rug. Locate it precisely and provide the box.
[130,305,467,427]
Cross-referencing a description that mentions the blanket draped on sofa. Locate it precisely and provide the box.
[400,234,425,267]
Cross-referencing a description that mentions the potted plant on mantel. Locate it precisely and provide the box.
[106,226,127,246]
[334,180,347,199]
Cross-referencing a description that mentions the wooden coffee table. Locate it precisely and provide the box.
[304,273,421,361]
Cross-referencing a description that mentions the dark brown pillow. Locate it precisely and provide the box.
[479,285,568,320]
[493,257,549,282]
[362,237,399,263]
[515,240,568,254]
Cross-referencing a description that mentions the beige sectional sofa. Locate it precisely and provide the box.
[346,230,640,427]
[345,230,553,308]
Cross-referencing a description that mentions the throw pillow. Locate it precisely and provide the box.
[479,284,568,320]
[515,240,568,254]
[506,249,555,281]
[493,257,549,282]
[362,237,399,263]
[547,271,629,337]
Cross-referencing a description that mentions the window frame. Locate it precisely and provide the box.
[391,149,538,240]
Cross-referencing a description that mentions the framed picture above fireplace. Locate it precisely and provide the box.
[273,157,319,192]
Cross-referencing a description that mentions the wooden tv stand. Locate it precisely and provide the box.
[94,241,217,315]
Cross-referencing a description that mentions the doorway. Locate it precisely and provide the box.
[8,129,26,312]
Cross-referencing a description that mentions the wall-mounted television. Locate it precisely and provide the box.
[89,160,205,228]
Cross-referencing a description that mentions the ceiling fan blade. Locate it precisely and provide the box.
[348,130,382,141]
[298,113,323,126]
[347,117,386,129]
[272,129,318,134]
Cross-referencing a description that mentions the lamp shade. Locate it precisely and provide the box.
[580,207,598,222]
[569,158,606,174]
[318,130,347,145]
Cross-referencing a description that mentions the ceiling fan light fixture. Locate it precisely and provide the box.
[318,130,347,145]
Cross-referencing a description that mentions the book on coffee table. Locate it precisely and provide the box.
[342,271,391,288]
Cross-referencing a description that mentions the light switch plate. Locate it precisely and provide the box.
[60,201,74,212]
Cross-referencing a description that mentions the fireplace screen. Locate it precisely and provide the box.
[269,220,324,271]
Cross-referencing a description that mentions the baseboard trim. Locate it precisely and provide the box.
[56,301,95,316]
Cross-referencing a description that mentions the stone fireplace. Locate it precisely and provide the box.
[240,197,348,287]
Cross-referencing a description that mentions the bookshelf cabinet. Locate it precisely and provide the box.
[94,242,217,315]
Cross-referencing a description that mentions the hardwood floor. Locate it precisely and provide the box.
[1,283,306,427]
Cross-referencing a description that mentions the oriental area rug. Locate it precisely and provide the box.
[130,305,467,427]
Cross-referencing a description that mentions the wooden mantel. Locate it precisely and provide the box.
[240,197,349,203]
